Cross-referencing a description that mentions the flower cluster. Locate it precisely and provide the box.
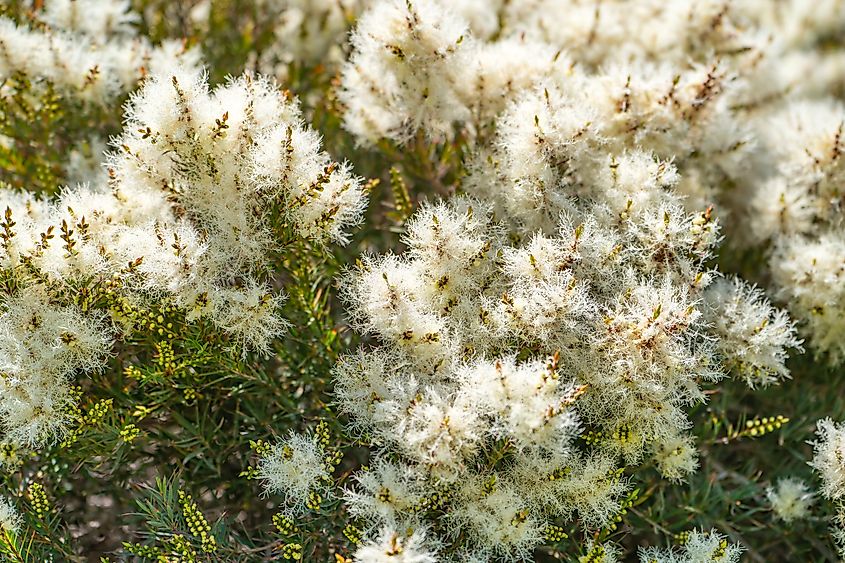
[107,64,365,346]
[766,478,815,524]
[338,0,845,366]
[0,286,114,448]
[0,64,366,450]
[0,497,20,534]
[339,0,568,145]
[745,99,845,362]
[638,529,742,563]
[663,2,845,362]
[329,0,805,558]
[0,0,199,105]
[333,194,795,558]
[255,0,369,75]
[811,419,845,558]
[352,527,437,563]
[258,432,330,515]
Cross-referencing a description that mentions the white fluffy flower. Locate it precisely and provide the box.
[344,460,426,525]
[811,419,845,563]
[737,99,845,362]
[40,0,139,38]
[652,432,699,483]
[638,529,743,563]
[0,10,199,104]
[703,277,801,388]
[339,0,470,144]
[0,497,21,534]
[449,475,544,560]
[770,233,845,363]
[353,527,437,563]
[257,0,368,73]
[579,540,620,563]
[766,478,814,523]
[2,64,366,357]
[258,432,329,514]
[457,356,581,452]
[811,418,845,502]
[0,287,113,447]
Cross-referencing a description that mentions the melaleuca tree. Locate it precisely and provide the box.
[0,0,844,562]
